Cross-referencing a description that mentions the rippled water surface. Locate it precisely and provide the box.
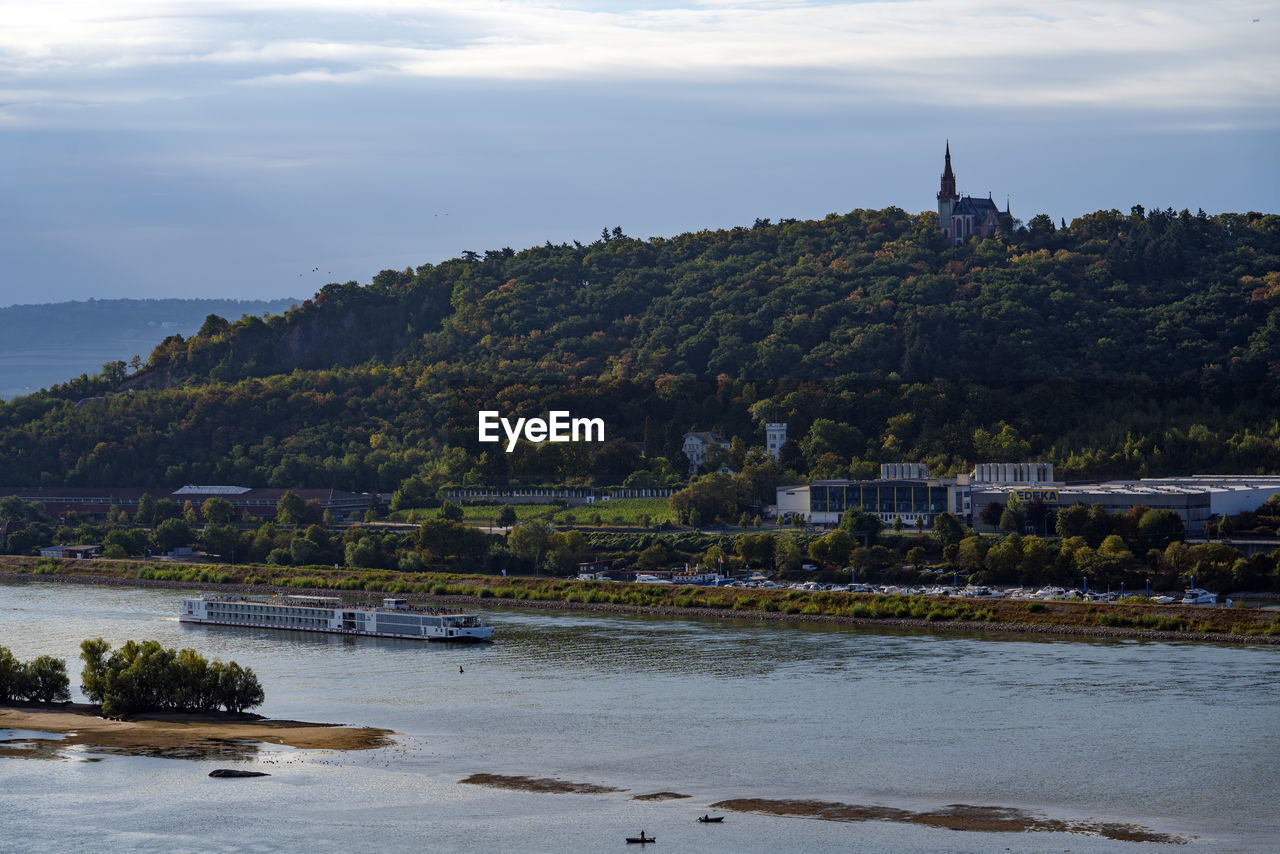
[2,581,1277,853]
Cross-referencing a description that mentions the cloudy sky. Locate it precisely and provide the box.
[1,0,1276,306]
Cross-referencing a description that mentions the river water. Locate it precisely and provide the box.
[1,581,1277,853]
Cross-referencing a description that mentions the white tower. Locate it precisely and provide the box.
[765,422,787,461]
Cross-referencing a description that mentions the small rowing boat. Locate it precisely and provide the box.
[625,833,655,844]
[696,815,724,823]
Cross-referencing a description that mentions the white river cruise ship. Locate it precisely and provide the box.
[180,594,495,642]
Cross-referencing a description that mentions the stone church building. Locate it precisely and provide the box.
[936,142,1009,243]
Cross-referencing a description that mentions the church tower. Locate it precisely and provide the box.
[937,141,959,239]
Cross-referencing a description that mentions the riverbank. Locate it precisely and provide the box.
[0,702,393,755]
[2,557,1278,645]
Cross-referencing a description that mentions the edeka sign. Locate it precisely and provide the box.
[1013,489,1060,504]
[478,410,605,452]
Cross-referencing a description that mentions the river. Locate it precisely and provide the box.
[1,581,1277,853]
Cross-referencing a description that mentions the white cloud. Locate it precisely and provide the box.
[0,0,1275,118]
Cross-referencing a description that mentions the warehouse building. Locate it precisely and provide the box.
[970,476,1280,536]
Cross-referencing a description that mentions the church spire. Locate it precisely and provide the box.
[938,140,957,202]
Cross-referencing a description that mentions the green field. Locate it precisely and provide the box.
[551,497,677,526]
[389,497,680,528]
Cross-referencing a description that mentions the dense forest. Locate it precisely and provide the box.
[0,206,1277,493]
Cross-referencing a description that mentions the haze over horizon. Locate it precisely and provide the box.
[2,0,1276,308]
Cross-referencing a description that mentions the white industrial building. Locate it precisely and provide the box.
[970,475,1280,536]
[770,463,1280,538]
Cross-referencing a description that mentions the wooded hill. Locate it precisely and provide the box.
[0,297,300,400]
[1,206,1277,492]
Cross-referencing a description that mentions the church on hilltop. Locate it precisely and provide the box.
[936,142,1009,243]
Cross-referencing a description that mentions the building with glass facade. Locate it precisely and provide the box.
[777,479,963,527]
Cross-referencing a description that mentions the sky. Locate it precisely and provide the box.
[1,0,1276,307]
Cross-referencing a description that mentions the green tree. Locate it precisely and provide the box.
[135,493,157,526]
[290,537,320,565]
[839,508,883,546]
[736,532,776,569]
[81,638,263,716]
[956,535,987,574]
[25,655,70,703]
[1055,502,1089,539]
[275,490,305,526]
[669,473,743,524]
[496,505,518,527]
[1018,535,1051,578]
[212,660,264,714]
[1081,504,1114,548]
[1096,534,1133,583]
[979,501,1004,528]
[153,498,178,522]
[1136,509,1185,551]
[0,647,28,702]
[415,518,488,563]
[507,521,552,569]
[775,534,804,572]
[984,533,1023,582]
[202,525,241,560]
[998,493,1025,533]
[201,496,235,525]
[932,512,965,546]
[104,527,148,556]
[592,438,644,483]
[153,518,194,553]
[79,638,112,704]
[820,530,854,566]
[304,524,330,548]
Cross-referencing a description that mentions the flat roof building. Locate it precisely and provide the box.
[777,478,968,528]
[971,475,1280,536]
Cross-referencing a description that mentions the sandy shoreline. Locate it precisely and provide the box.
[0,703,393,753]
[2,569,1277,646]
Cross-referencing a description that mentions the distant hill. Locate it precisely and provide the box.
[0,207,1277,490]
[0,298,301,398]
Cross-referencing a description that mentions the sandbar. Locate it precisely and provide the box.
[459,773,624,794]
[0,704,393,753]
[710,797,1189,844]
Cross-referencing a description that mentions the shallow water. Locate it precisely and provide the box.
[1,581,1277,853]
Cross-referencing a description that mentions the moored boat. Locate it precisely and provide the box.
[180,594,494,641]
[1181,588,1217,606]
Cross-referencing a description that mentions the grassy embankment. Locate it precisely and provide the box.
[4,555,1278,640]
